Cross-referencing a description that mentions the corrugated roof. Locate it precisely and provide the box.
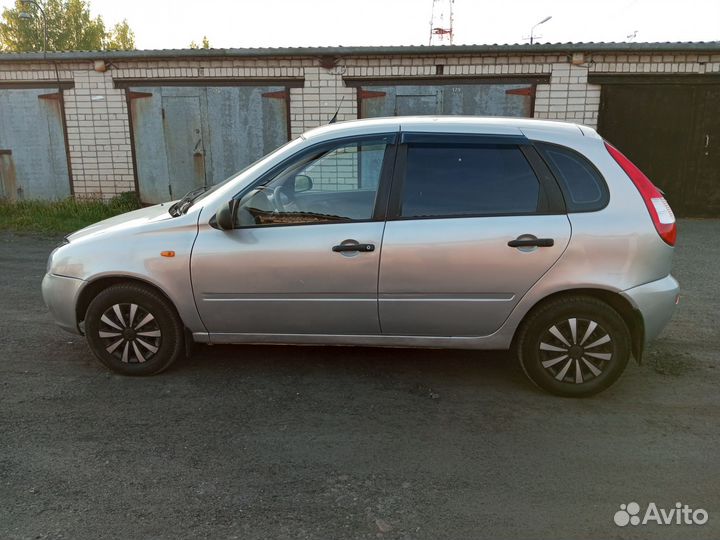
[1,41,720,62]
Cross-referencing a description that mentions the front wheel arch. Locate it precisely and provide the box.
[76,276,181,331]
[84,282,185,375]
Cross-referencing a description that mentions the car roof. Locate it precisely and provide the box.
[302,116,592,141]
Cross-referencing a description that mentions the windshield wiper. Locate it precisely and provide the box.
[168,186,208,216]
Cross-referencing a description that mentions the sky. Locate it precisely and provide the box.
[1,0,718,50]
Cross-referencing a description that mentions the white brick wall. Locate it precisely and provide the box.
[1,49,719,198]
[290,66,356,138]
[533,63,600,127]
[62,71,133,198]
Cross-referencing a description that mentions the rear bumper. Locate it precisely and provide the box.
[41,273,85,335]
[622,275,679,344]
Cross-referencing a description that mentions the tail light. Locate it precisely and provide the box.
[604,141,677,246]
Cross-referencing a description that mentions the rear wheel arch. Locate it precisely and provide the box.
[513,288,644,362]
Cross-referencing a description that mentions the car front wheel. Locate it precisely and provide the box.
[84,283,184,375]
[516,296,631,397]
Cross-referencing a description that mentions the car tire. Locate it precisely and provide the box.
[516,296,631,397]
[84,283,185,375]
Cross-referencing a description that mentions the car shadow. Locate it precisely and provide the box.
[168,343,536,395]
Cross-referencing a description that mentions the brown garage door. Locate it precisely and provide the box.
[598,82,720,217]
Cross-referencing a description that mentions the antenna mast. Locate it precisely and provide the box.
[429,0,454,46]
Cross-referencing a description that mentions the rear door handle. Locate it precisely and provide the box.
[332,243,375,253]
[508,237,554,248]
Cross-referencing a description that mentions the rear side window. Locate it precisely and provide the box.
[537,143,609,212]
[400,145,541,218]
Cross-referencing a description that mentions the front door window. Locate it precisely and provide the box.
[235,138,391,227]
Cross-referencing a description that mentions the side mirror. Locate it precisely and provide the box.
[293,174,313,193]
[215,200,236,230]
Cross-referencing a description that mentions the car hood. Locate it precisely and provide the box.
[66,203,176,243]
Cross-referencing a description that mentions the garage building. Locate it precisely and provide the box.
[0,42,718,215]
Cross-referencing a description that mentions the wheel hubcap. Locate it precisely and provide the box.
[539,318,613,384]
[98,303,161,364]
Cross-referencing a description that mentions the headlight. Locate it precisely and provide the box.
[46,237,70,274]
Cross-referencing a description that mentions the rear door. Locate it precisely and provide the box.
[378,133,571,337]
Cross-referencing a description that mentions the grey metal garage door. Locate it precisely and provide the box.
[0,88,71,200]
[359,83,534,118]
[129,85,289,204]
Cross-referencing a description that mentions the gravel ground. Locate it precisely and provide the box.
[1,219,719,540]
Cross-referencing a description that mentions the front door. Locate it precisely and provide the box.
[378,135,571,336]
[191,135,395,336]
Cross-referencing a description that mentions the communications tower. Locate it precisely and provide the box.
[429,0,454,45]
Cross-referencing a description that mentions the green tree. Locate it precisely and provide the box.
[0,0,135,52]
[189,35,210,49]
[104,19,134,50]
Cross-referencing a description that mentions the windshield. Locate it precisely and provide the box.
[170,137,304,215]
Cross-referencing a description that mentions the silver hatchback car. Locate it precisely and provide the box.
[43,117,679,397]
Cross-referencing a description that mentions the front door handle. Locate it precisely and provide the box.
[508,237,554,248]
[332,243,375,253]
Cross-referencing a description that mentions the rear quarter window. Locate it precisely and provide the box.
[536,142,609,212]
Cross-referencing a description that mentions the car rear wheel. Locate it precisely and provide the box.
[85,283,184,375]
[516,296,631,397]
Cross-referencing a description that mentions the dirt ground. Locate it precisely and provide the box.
[1,219,718,540]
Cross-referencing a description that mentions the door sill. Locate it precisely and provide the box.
[193,331,507,350]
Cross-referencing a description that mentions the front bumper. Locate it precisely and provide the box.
[622,274,680,344]
[41,273,85,335]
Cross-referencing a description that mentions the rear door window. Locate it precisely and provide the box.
[399,144,541,218]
